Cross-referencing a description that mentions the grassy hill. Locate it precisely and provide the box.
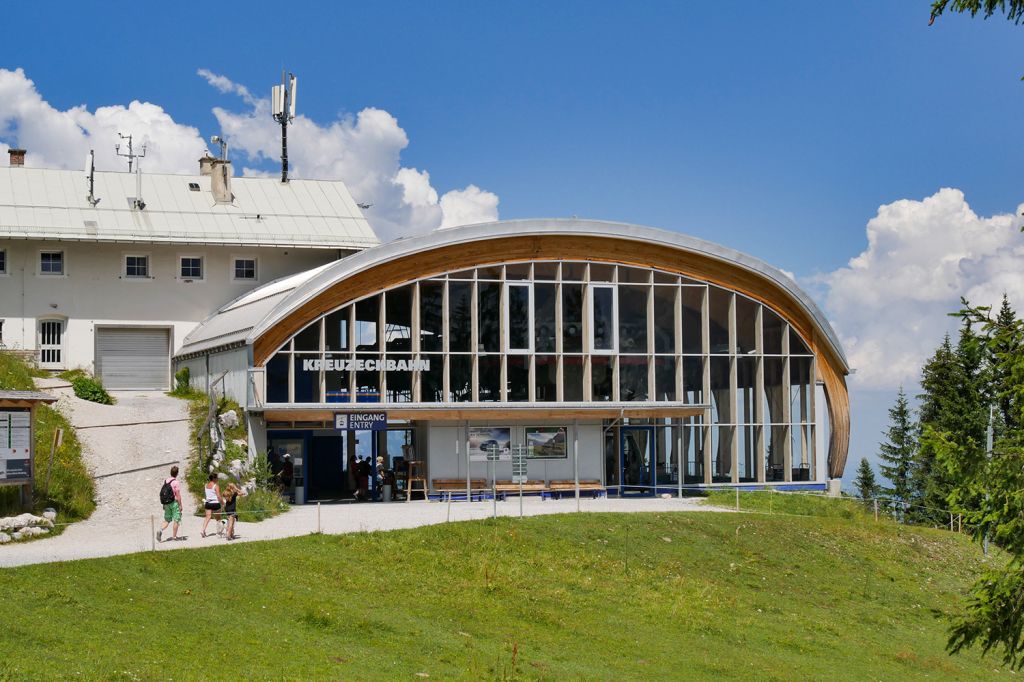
[0,509,1009,680]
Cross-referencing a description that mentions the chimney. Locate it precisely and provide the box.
[210,159,233,204]
[199,154,215,176]
[8,148,25,167]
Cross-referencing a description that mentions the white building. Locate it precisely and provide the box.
[0,148,378,389]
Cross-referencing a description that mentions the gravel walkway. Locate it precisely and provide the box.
[0,378,196,566]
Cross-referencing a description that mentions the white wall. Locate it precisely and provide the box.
[0,240,344,373]
[425,420,605,485]
[178,347,250,404]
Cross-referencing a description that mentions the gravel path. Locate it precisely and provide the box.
[0,378,196,565]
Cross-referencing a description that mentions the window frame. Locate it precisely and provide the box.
[0,248,6,276]
[588,283,618,354]
[123,253,151,280]
[178,255,204,281]
[232,256,259,282]
[503,281,534,354]
[38,250,65,277]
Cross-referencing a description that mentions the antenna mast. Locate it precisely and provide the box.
[115,133,147,210]
[84,150,100,206]
[271,71,297,183]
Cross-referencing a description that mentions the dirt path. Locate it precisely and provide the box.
[0,379,196,563]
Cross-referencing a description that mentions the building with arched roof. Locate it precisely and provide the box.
[175,219,850,502]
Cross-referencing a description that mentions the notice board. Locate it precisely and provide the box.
[0,409,32,482]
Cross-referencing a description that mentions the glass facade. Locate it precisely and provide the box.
[264,260,818,483]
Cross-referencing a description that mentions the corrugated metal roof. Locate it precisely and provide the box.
[0,167,379,250]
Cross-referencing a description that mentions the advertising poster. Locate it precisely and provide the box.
[525,426,568,459]
[468,426,511,460]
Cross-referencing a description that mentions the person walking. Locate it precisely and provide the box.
[200,473,225,538]
[223,482,246,541]
[157,465,183,542]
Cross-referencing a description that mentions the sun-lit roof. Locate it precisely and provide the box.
[0,166,379,249]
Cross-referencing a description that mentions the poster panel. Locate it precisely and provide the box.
[525,426,568,459]
[468,426,511,460]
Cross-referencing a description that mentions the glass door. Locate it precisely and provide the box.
[620,426,654,494]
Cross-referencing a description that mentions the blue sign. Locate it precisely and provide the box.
[334,412,387,431]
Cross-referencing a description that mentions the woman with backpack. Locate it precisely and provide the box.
[200,473,224,538]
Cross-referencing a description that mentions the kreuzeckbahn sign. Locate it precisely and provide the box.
[334,411,388,431]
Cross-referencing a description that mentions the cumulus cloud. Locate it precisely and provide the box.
[202,70,498,240]
[0,67,499,240]
[0,68,206,174]
[819,188,1024,389]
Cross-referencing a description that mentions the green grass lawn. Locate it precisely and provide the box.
[0,511,1009,680]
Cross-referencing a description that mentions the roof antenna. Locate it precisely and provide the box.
[271,71,297,183]
[116,133,147,210]
[83,150,100,206]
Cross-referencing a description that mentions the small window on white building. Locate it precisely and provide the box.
[125,255,149,278]
[0,249,6,275]
[40,251,64,276]
[234,258,257,281]
[180,257,203,280]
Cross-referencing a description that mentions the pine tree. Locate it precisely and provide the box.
[877,387,916,516]
[991,295,1018,432]
[916,325,989,524]
[853,458,878,504]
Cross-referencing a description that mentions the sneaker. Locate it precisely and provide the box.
[201,531,207,538]
[156,530,162,542]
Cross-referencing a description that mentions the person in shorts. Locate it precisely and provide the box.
[201,473,225,538]
[223,482,246,541]
[157,465,183,542]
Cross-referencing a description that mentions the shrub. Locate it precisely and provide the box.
[70,375,114,405]
[169,367,200,397]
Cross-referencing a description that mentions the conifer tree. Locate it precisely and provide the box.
[853,457,878,504]
[877,387,916,516]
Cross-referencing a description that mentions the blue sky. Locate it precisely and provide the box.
[3,1,1023,483]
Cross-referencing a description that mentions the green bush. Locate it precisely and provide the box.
[169,367,201,397]
[70,375,114,405]
[235,486,290,522]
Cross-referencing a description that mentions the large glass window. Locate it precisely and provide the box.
[507,356,529,401]
[653,287,676,353]
[564,355,584,401]
[506,283,532,352]
[325,307,350,352]
[654,356,676,401]
[618,285,648,353]
[478,355,501,401]
[420,355,444,402]
[681,287,703,354]
[355,296,380,352]
[534,283,557,353]
[385,286,413,353]
[708,287,731,354]
[591,285,616,352]
[562,284,584,353]
[535,355,557,401]
[450,355,472,402]
[592,356,613,401]
[478,282,501,353]
[419,281,444,352]
[449,282,473,352]
[619,356,648,401]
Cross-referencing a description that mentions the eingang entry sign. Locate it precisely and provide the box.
[334,411,387,431]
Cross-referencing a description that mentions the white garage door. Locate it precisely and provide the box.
[96,328,170,390]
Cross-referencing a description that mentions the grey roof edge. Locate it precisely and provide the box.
[244,219,849,372]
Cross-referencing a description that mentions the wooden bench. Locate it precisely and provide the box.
[494,480,548,496]
[548,480,606,498]
[431,478,488,501]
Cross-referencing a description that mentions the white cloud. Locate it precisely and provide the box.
[439,185,500,229]
[0,67,499,241]
[818,188,1024,389]
[0,68,206,174]
[202,70,498,240]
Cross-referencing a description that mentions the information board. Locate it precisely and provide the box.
[0,409,32,482]
[511,445,529,484]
